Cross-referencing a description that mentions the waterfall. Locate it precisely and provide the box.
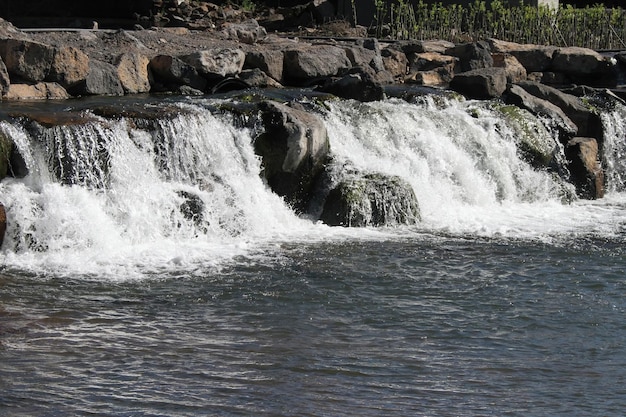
[2,95,626,278]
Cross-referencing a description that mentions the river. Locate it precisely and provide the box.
[1,93,625,416]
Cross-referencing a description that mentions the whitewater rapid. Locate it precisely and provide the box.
[1,96,626,279]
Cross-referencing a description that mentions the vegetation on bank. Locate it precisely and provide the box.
[371,0,626,49]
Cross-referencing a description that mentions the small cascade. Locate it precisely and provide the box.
[321,97,572,226]
[600,101,626,193]
[2,94,626,277]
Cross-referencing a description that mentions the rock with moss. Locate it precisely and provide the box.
[320,173,420,227]
[494,104,559,169]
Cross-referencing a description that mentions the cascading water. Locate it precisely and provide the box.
[2,95,626,278]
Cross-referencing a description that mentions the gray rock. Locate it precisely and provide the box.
[283,45,352,83]
[488,38,556,72]
[5,82,70,100]
[445,41,493,72]
[255,101,330,213]
[0,39,55,83]
[450,67,507,99]
[318,66,385,102]
[320,173,420,227]
[0,56,9,96]
[237,68,282,88]
[180,48,246,79]
[149,54,207,91]
[221,19,267,44]
[71,60,124,96]
[552,46,609,75]
[244,50,284,82]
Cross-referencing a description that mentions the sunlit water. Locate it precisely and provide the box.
[1,95,626,416]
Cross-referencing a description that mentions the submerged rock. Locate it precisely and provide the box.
[320,173,420,227]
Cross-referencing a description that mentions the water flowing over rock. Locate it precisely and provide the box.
[255,100,330,213]
[320,173,420,227]
[514,81,604,147]
[0,202,5,248]
[505,84,578,139]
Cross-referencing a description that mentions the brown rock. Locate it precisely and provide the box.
[492,53,527,83]
[5,82,70,100]
[48,46,90,89]
[381,47,408,82]
[0,202,5,249]
[488,38,556,72]
[116,52,151,94]
[565,137,604,199]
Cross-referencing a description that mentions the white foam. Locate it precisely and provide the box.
[2,98,626,279]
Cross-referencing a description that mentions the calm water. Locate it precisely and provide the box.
[1,235,625,416]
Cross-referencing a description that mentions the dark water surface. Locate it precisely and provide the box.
[1,236,625,416]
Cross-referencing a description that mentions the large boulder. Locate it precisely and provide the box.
[552,46,612,75]
[0,39,55,83]
[505,84,578,139]
[244,49,284,82]
[180,48,246,79]
[380,46,408,82]
[488,38,556,72]
[445,41,493,72]
[70,59,124,96]
[115,52,151,94]
[47,46,90,89]
[149,54,207,91]
[450,67,507,99]
[320,173,421,227]
[515,81,603,142]
[565,137,604,199]
[255,101,330,213]
[283,45,352,84]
